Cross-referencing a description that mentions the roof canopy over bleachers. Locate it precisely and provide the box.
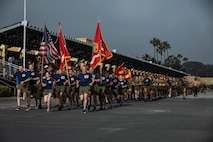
[0,21,189,77]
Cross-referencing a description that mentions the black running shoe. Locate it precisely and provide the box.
[88,105,91,111]
[58,105,63,111]
[93,106,96,111]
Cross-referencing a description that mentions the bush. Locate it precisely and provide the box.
[0,86,13,97]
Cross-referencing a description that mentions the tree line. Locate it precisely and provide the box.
[138,38,212,77]
[137,38,188,70]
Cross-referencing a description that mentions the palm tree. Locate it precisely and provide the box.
[156,47,159,63]
[160,41,170,64]
[150,38,161,63]
[156,45,163,64]
[142,53,152,61]
[166,43,171,59]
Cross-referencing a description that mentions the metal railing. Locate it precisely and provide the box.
[0,59,18,82]
[0,59,19,96]
[0,59,18,83]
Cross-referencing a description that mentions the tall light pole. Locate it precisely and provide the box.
[23,0,27,68]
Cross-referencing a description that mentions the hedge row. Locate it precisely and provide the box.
[0,86,13,97]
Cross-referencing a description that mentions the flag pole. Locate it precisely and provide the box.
[65,60,71,86]
[41,57,44,83]
[99,49,103,83]
[23,0,27,69]
[41,23,45,80]
[99,62,102,83]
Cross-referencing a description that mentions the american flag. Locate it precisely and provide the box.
[39,26,59,64]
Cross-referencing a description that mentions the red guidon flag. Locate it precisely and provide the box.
[58,24,71,70]
[90,20,113,69]
[125,70,132,80]
[114,63,128,77]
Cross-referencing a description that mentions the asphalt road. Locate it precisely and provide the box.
[0,92,213,142]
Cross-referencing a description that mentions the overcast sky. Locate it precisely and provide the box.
[0,0,213,64]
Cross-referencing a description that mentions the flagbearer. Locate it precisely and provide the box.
[38,25,60,110]
[76,66,94,114]
[72,69,80,108]
[66,69,77,109]
[54,69,67,110]
[57,24,72,109]
[96,70,107,110]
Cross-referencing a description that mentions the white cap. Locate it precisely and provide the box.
[44,65,48,68]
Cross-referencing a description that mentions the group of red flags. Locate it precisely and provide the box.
[39,21,131,79]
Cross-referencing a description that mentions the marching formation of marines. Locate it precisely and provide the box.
[9,63,204,113]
